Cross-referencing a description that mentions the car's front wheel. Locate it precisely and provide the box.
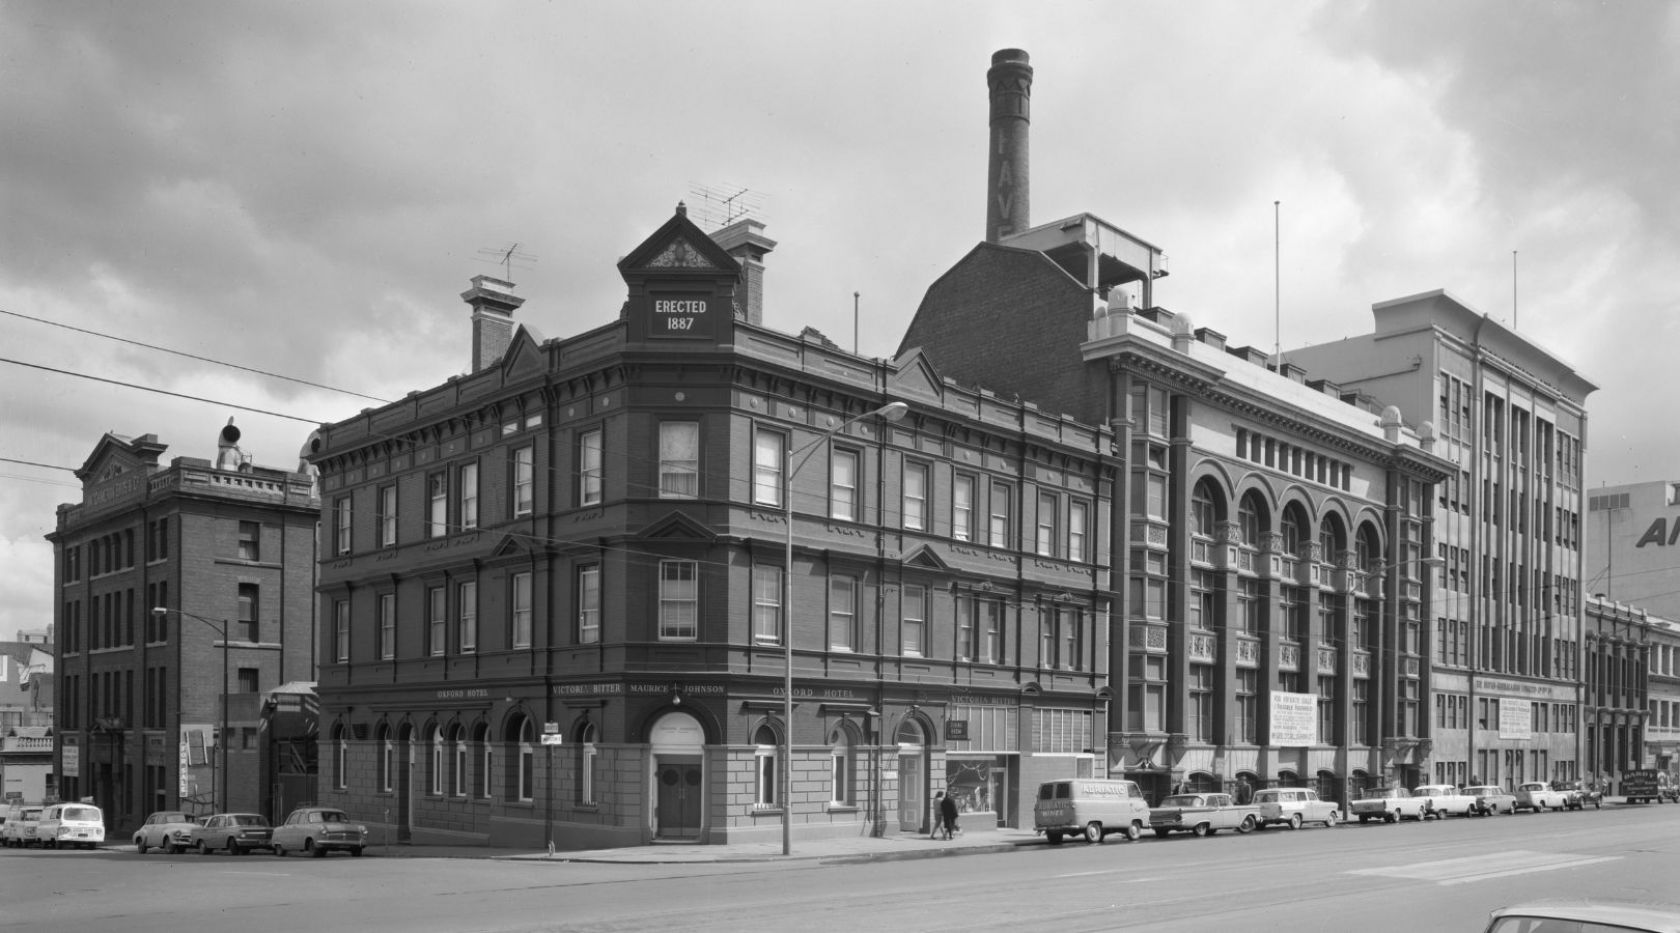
[135,838,147,855]
[273,843,287,857]
[308,838,326,858]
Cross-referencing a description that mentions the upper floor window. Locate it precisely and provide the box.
[952,474,975,542]
[237,521,260,561]
[578,429,602,506]
[989,482,1012,548]
[1069,501,1089,563]
[427,473,448,538]
[578,565,601,644]
[903,462,928,531]
[830,449,859,521]
[902,584,926,657]
[753,429,785,508]
[458,581,478,654]
[379,593,396,660]
[237,583,258,642]
[511,571,533,649]
[428,586,447,657]
[334,496,352,556]
[829,575,858,651]
[458,462,479,530]
[511,446,534,516]
[659,422,699,498]
[752,564,782,645]
[334,600,349,663]
[1036,492,1058,557]
[658,560,698,640]
[378,485,398,547]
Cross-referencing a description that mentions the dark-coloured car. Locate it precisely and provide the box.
[270,807,368,858]
[133,810,199,854]
[188,813,273,855]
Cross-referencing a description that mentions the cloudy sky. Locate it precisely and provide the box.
[1,0,1675,639]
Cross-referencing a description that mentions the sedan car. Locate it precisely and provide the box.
[271,806,368,858]
[188,813,273,854]
[133,810,199,854]
[1484,901,1680,933]
[1464,785,1517,816]
[1412,784,1476,818]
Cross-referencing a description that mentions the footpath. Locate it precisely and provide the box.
[373,826,1045,864]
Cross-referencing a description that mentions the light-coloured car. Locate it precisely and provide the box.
[188,812,273,854]
[1034,778,1149,845]
[133,810,199,854]
[271,806,369,858]
[1,805,43,847]
[1463,785,1516,816]
[1411,784,1476,818]
[1484,901,1680,933]
[1349,787,1431,823]
[1514,780,1571,813]
[35,803,105,849]
[1252,787,1340,830]
[1148,793,1259,838]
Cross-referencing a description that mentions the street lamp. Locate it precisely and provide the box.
[782,399,909,856]
[152,607,230,814]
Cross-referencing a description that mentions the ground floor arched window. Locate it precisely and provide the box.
[1316,770,1339,803]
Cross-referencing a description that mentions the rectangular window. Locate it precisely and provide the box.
[237,521,260,561]
[511,572,533,649]
[989,482,1012,548]
[379,485,398,547]
[428,586,446,657]
[658,560,698,640]
[428,472,448,538]
[1352,680,1370,745]
[658,422,699,498]
[902,584,926,657]
[1062,607,1080,670]
[578,565,600,644]
[513,445,535,516]
[830,449,858,521]
[1189,665,1214,742]
[1236,669,1258,744]
[334,600,350,663]
[952,474,974,542]
[1068,501,1088,562]
[379,594,395,660]
[335,496,352,555]
[237,583,258,642]
[979,597,1003,663]
[237,668,259,693]
[752,564,782,645]
[957,597,974,661]
[753,429,784,508]
[458,581,478,653]
[1036,492,1058,556]
[903,462,928,530]
[578,429,602,506]
[829,575,857,651]
[458,462,479,530]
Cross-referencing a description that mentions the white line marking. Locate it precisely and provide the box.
[1347,850,1623,886]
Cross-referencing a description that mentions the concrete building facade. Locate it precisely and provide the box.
[1583,479,1680,619]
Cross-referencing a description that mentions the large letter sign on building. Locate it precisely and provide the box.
[1269,692,1319,745]
[649,294,713,340]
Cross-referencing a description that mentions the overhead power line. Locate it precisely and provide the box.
[0,356,327,426]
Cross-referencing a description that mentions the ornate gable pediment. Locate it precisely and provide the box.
[902,544,951,571]
[638,511,718,542]
[500,326,547,381]
[617,206,740,280]
[887,348,944,403]
[645,236,724,271]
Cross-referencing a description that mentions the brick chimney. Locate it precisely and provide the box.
[986,48,1032,243]
[462,275,524,372]
[710,218,776,325]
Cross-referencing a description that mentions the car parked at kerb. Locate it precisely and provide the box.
[271,806,368,858]
[1349,787,1432,823]
[188,812,272,854]
[1463,785,1516,816]
[133,810,199,854]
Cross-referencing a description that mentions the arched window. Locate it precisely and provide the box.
[510,716,535,801]
[1237,493,1265,549]
[332,724,348,790]
[450,724,467,798]
[1316,770,1340,804]
[472,722,491,799]
[1234,771,1260,805]
[753,723,779,809]
[576,720,598,805]
[1279,769,1303,788]
[1350,769,1372,799]
[377,724,393,793]
[428,724,443,795]
[829,724,855,806]
[1184,771,1219,794]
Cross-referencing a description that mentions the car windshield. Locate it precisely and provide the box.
[1160,795,1201,806]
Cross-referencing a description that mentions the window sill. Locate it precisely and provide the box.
[825,804,858,814]
[750,806,783,817]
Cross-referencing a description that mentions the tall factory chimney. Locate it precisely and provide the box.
[986,48,1032,243]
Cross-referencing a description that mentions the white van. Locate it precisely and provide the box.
[1034,778,1149,845]
[1,805,43,847]
[35,803,105,849]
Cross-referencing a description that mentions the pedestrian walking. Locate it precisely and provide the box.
[939,789,960,840]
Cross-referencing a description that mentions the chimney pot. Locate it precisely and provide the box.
[462,275,525,372]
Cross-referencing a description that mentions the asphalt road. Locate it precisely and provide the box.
[3,803,1677,932]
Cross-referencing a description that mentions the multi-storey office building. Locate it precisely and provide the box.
[1290,290,1595,789]
[46,426,319,831]
[898,49,1452,803]
[306,207,1115,849]
[1645,613,1680,776]
[1584,479,1680,619]
[1582,596,1654,783]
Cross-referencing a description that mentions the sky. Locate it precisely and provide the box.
[1,0,1676,640]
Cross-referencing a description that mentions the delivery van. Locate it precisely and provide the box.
[36,803,105,849]
[1033,778,1148,845]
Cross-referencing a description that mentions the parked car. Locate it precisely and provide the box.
[1514,780,1572,812]
[1252,787,1340,830]
[1484,901,1680,933]
[1552,779,1601,810]
[1,805,43,847]
[188,813,273,854]
[1033,778,1149,845]
[1463,785,1517,816]
[133,810,200,854]
[1412,784,1476,818]
[1349,787,1432,823]
[35,803,105,849]
[271,806,369,858]
[1148,793,1259,837]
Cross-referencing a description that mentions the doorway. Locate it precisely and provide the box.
[896,718,927,833]
[649,711,706,840]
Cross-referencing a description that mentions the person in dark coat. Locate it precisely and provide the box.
[938,790,960,840]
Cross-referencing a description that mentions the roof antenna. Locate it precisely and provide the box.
[687,182,766,230]
[475,243,537,280]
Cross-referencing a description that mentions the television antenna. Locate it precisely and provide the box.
[475,242,537,280]
[687,183,767,230]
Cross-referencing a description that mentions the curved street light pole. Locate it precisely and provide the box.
[783,400,908,856]
[152,607,229,814]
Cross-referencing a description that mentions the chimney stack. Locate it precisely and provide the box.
[710,218,776,325]
[462,275,525,372]
[986,48,1032,243]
